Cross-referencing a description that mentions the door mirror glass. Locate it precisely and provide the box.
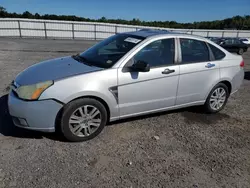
[130,60,150,72]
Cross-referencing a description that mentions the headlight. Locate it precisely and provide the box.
[15,80,53,100]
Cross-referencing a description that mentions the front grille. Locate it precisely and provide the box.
[10,81,19,97]
[11,81,19,89]
[12,89,19,98]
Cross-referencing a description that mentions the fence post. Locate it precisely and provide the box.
[222,31,225,37]
[94,24,97,40]
[190,30,193,35]
[17,20,22,38]
[115,25,118,34]
[236,31,239,38]
[207,31,209,37]
[44,22,47,39]
[72,23,75,39]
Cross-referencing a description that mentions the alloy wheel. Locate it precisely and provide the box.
[209,87,226,111]
[68,105,101,137]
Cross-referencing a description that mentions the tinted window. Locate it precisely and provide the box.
[224,39,233,44]
[238,39,242,44]
[208,43,226,60]
[132,38,175,67]
[80,34,145,68]
[180,38,209,63]
[233,39,241,44]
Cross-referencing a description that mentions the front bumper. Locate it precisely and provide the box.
[8,91,63,132]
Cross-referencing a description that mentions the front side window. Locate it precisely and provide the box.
[224,39,233,45]
[79,34,145,68]
[132,38,175,67]
[180,38,210,63]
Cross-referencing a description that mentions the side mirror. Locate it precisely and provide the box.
[130,60,150,72]
[220,41,225,45]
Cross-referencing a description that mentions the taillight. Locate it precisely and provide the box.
[240,60,244,67]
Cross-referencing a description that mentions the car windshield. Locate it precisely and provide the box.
[79,34,145,68]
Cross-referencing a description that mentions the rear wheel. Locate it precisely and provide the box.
[204,83,229,113]
[238,48,244,55]
[60,98,107,142]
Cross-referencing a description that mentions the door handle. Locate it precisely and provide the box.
[205,63,215,68]
[162,68,175,74]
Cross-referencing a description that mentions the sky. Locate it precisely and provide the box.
[0,0,249,23]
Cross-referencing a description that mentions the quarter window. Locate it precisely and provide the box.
[208,43,226,60]
[132,38,175,67]
[180,38,210,63]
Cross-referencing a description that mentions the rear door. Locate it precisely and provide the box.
[223,39,236,52]
[176,37,220,105]
[231,39,240,52]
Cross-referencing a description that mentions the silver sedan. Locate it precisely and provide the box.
[8,29,245,141]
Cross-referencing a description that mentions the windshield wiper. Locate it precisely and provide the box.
[72,54,93,66]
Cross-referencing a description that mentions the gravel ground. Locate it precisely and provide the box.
[0,38,250,188]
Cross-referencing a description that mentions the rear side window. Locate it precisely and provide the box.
[180,38,210,63]
[232,39,240,44]
[208,43,226,60]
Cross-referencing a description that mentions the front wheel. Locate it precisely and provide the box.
[60,98,107,142]
[204,83,229,113]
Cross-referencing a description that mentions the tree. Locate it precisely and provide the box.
[34,13,40,19]
[0,6,249,29]
[22,11,33,19]
[0,6,7,17]
[99,16,107,22]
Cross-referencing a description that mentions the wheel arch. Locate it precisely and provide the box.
[68,95,111,122]
[54,95,112,133]
[219,80,232,94]
[205,79,232,100]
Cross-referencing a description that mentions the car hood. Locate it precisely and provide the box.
[15,56,103,85]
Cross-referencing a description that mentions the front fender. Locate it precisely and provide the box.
[63,90,119,120]
[40,69,119,120]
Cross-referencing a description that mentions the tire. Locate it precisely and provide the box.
[60,98,107,142]
[238,48,244,55]
[204,83,229,114]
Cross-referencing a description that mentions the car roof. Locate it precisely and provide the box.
[123,29,206,40]
[124,29,174,38]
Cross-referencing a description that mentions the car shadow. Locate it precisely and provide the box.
[245,71,250,80]
[0,94,65,141]
[107,105,229,126]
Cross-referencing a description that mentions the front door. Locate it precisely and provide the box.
[117,38,180,118]
[176,38,220,105]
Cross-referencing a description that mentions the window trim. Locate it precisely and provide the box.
[206,42,215,61]
[123,37,178,70]
[177,37,212,64]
